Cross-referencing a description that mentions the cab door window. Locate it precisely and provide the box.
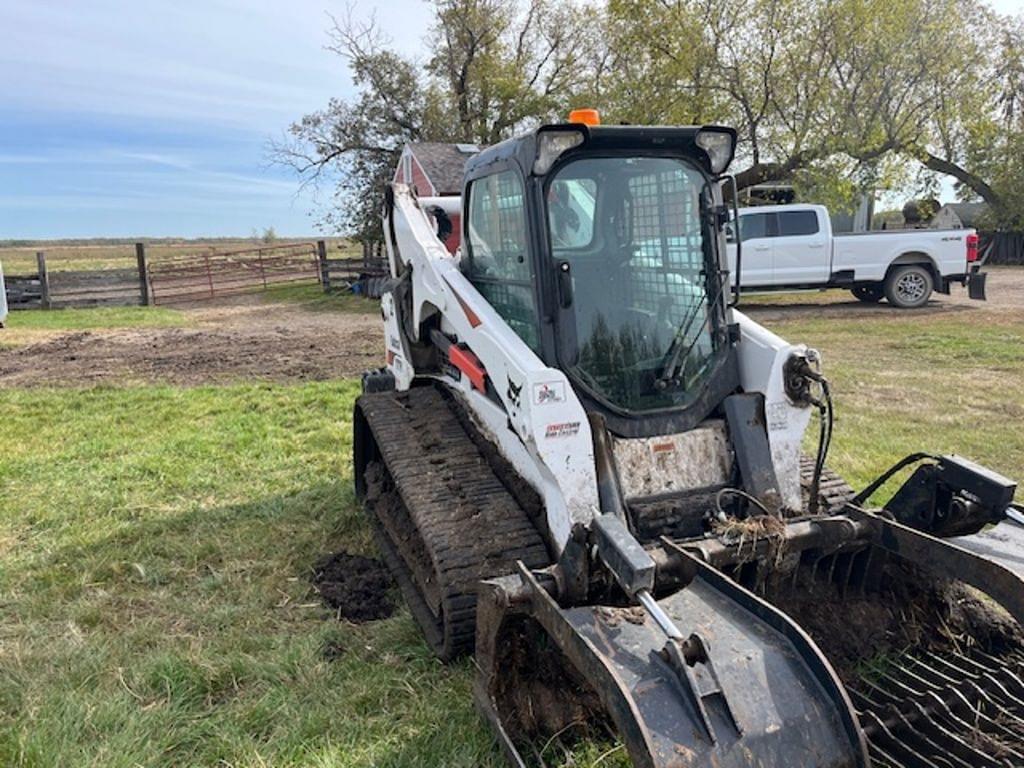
[739,212,776,241]
[464,170,541,354]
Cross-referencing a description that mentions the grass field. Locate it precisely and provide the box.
[1,296,1022,766]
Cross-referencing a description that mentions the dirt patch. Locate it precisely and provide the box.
[0,299,383,387]
[311,551,395,624]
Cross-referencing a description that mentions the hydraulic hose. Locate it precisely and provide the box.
[851,452,939,507]
[808,377,833,515]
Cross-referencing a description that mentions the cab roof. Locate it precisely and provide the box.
[464,123,728,181]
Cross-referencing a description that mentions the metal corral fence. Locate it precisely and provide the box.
[147,241,321,304]
[320,240,390,298]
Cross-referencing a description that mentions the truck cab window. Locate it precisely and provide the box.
[740,212,774,241]
[778,210,819,236]
[464,170,542,355]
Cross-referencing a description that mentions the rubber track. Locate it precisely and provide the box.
[357,385,550,661]
[800,455,856,513]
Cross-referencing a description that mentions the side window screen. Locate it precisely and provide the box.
[778,210,819,236]
[739,213,770,242]
[467,171,530,281]
[465,170,541,354]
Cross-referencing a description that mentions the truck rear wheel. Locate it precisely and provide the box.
[884,264,933,309]
[850,284,884,303]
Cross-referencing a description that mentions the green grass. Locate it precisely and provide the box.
[3,305,189,331]
[0,383,500,767]
[772,311,1024,499]
[260,283,382,315]
[1,301,1022,766]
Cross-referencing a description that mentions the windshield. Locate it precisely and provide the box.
[547,156,724,412]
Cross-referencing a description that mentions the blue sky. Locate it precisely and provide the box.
[2,0,1022,239]
[0,0,433,238]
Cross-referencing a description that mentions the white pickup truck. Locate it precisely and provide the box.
[727,204,986,308]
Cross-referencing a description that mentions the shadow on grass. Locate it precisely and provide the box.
[742,295,974,318]
[258,283,381,315]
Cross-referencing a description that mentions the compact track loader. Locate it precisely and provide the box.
[352,113,1024,767]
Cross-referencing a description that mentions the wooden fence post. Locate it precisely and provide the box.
[135,242,150,306]
[36,251,51,310]
[317,240,330,292]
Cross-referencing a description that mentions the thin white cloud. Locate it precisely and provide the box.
[0,0,432,131]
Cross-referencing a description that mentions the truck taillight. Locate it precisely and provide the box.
[967,233,979,263]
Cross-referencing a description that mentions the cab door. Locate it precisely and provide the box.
[727,211,776,287]
[772,209,830,284]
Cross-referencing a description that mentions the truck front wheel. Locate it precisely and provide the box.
[851,284,884,303]
[885,265,934,309]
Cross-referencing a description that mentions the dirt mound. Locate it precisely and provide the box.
[311,551,395,623]
[773,564,1024,682]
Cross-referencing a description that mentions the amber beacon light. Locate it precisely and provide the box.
[568,108,601,126]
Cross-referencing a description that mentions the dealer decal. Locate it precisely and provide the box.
[533,381,566,405]
[545,421,580,439]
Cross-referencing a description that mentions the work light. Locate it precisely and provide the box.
[695,127,737,175]
[534,129,585,175]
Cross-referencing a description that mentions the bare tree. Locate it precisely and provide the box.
[271,0,596,237]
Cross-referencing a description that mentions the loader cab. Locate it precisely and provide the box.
[461,120,740,437]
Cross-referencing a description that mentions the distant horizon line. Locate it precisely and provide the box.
[0,234,347,247]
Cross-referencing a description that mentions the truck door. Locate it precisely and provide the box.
[727,211,775,287]
[772,209,829,285]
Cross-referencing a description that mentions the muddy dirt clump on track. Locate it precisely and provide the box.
[311,551,395,623]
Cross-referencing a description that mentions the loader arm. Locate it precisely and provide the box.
[382,181,599,547]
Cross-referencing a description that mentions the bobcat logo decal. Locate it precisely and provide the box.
[506,377,523,409]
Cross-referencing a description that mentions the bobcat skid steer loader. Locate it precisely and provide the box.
[352,112,1024,767]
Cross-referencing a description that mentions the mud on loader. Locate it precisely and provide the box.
[352,113,1024,767]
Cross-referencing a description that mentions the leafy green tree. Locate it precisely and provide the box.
[601,0,1023,222]
[277,0,1024,232]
